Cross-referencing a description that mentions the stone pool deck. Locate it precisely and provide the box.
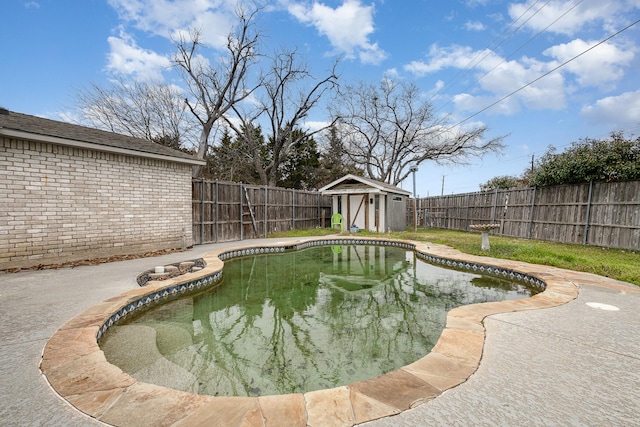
[1,237,639,426]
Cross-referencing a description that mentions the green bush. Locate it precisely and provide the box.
[530,132,640,187]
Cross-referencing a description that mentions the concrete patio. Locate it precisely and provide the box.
[1,237,639,426]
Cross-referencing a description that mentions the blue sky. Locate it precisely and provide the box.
[2,0,639,196]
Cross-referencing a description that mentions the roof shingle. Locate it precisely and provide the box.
[0,109,204,165]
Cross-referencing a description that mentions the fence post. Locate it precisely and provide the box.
[528,186,536,240]
[200,179,205,245]
[583,180,594,245]
[465,193,470,231]
[215,180,219,243]
[443,196,447,229]
[491,188,498,223]
[291,189,295,230]
[423,197,428,229]
[317,192,321,228]
[264,185,268,238]
[500,191,509,234]
[239,182,244,241]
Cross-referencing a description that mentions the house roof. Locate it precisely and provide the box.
[319,174,411,196]
[0,109,205,166]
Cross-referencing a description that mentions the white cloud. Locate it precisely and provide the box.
[488,12,504,23]
[384,68,400,79]
[106,30,171,81]
[507,0,637,36]
[405,44,566,115]
[304,120,332,133]
[287,0,387,64]
[463,20,485,31]
[358,42,388,64]
[581,90,640,128]
[453,92,522,115]
[479,57,566,110]
[404,44,502,76]
[107,0,235,48]
[543,39,635,87]
[465,0,489,6]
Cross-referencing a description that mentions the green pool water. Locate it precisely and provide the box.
[100,244,538,397]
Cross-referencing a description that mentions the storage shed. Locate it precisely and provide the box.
[0,109,205,270]
[319,174,411,232]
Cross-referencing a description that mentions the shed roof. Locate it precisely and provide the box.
[319,174,411,196]
[0,109,205,165]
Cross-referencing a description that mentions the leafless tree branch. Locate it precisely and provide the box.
[173,4,263,175]
[330,79,505,185]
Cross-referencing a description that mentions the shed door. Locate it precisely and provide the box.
[347,193,368,230]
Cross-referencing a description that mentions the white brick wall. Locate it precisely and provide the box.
[1,137,194,269]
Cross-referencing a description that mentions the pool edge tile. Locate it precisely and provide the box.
[99,383,216,427]
[43,350,135,399]
[258,393,307,427]
[40,236,592,427]
[40,326,100,372]
[173,396,263,427]
[65,387,127,420]
[304,386,355,427]
[349,369,440,412]
[349,388,402,424]
[431,328,485,368]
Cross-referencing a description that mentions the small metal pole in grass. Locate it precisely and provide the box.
[469,223,501,250]
[410,165,418,233]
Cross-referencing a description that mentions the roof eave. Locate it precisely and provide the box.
[321,188,388,195]
[319,175,410,196]
[0,128,206,166]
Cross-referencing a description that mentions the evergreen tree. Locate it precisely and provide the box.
[317,126,363,187]
[205,127,262,183]
[277,129,321,189]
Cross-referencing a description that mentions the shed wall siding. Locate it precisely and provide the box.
[1,137,193,269]
[386,195,407,231]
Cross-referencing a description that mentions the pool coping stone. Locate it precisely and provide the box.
[40,236,581,427]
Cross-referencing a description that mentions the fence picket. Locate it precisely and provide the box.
[408,180,639,250]
[192,179,332,244]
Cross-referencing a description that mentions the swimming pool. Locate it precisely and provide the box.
[100,243,541,397]
[40,237,575,426]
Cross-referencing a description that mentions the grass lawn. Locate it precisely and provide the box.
[269,227,640,286]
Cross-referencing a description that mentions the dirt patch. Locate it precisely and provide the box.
[1,248,188,273]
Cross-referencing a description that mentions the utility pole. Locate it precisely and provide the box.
[410,165,418,232]
[531,154,535,175]
[441,175,445,196]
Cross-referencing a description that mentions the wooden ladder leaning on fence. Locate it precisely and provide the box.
[243,187,259,236]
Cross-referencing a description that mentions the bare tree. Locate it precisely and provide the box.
[224,48,340,186]
[75,78,197,149]
[330,79,505,185]
[175,6,262,176]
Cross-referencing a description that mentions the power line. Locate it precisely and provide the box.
[434,0,585,115]
[427,0,549,105]
[449,17,640,129]
[475,0,584,88]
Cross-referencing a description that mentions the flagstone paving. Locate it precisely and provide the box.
[2,236,637,426]
[36,237,599,427]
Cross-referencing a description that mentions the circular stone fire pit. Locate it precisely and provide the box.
[469,224,501,250]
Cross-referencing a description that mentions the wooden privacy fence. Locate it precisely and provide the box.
[408,180,640,250]
[192,179,333,244]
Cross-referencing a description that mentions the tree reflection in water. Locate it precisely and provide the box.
[101,245,536,397]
